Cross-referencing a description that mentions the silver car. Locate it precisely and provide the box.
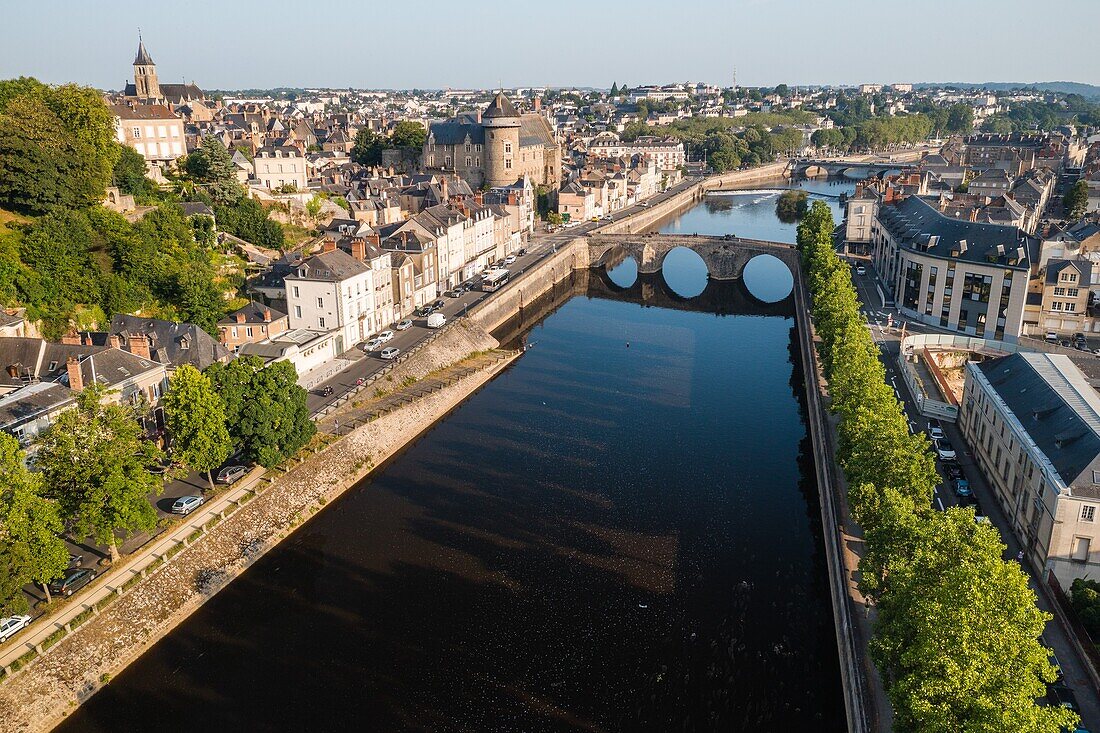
[0,615,31,643]
[171,495,204,515]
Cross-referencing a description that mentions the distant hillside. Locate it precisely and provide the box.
[914,81,1100,99]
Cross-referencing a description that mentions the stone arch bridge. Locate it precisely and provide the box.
[586,233,800,281]
[788,158,917,179]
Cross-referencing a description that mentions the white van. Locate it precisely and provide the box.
[426,313,446,329]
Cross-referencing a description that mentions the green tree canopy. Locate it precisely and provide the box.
[0,78,119,214]
[164,365,232,489]
[111,144,159,201]
[36,385,163,561]
[0,433,68,607]
[1065,180,1090,221]
[205,356,315,468]
[351,128,384,166]
[390,120,427,151]
[184,136,243,207]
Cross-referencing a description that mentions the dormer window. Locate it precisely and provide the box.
[179,337,190,350]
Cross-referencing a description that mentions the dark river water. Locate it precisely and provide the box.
[58,188,846,732]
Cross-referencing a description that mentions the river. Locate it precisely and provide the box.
[57,184,847,732]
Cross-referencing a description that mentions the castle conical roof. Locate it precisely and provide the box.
[134,39,155,66]
[483,92,519,119]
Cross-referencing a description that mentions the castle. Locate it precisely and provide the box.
[422,92,560,191]
[123,37,206,107]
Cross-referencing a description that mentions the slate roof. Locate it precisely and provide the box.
[1046,258,1093,287]
[483,92,520,119]
[975,353,1100,491]
[427,120,485,146]
[99,315,228,371]
[286,249,369,282]
[110,103,179,121]
[879,195,1037,271]
[134,39,154,65]
[218,303,287,326]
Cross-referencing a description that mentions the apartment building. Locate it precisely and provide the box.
[111,103,186,163]
[254,145,308,191]
[284,250,377,351]
[960,352,1100,587]
[871,195,1037,341]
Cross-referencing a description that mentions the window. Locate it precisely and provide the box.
[132,127,141,138]
[317,297,324,308]
[1074,536,1091,562]
[246,327,253,338]
[465,157,472,167]
[157,125,167,138]
[1068,288,1080,298]
[318,317,326,329]
[292,286,300,298]
[1082,505,1096,522]
[475,157,480,167]
[505,158,512,170]
[1054,287,1067,296]
[294,305,301,318]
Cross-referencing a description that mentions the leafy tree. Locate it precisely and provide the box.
[945,103,975,134]
[775,190,808,221]
[205,356,315,468]
[0,433,68,606]
[214,197,284,249]
[184,136,242,206]
[351,128,385,166]
[1064,180,1090,220]
[1070,578,1100,636]
[36,385,163,562]
[774,83,790,98]
[111,144,158,200]
[390,120,427,151]
[306,195,324,221]
[164,365,232,490]
[0,79,119,214]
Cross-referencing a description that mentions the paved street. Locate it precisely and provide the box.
[847,256,1100,730]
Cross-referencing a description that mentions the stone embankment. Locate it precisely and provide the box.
[0,321,517,733]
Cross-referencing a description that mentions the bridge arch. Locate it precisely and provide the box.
[741,253,795,303]
[802,164,830,178]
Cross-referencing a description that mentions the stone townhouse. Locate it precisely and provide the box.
[254,144,308,191]
[285,249,379,351]
[1038,259,1092,335]
[960,352,1100,588]
[379,229,440,309]
[218,303,290,352]
[111,102,186,165]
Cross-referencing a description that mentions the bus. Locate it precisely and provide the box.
[481,268,510,292]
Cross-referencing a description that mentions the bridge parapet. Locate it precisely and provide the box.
[587,234,799,281]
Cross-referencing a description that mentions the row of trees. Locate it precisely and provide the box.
[797,200,1076,732]
[811,114,937,153]
[0,357,315,614]
[622,115,811,173]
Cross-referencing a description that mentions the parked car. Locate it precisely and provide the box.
[171,495,204,515]
[363,337,384,351]
[945,464,964,481]
[855,264,867,276]
[927,420,945,441]
[445,289,461,298]
[395,320,413,331]
[516,248,527,256]
[377,330,395,343]
[432,299,446,310]
[380,347,400,360]
[1045,332,1059,342]
[934,438,957,462]
[417,306,434,317]
[503,255,517,265]
[0,615,32,643]
[216,465,248,485]
[318,385,334,398]
[953,478,971,497]
[48,568,97,597]
[427,313,446,329]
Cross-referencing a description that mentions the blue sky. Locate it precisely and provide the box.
[2,0,1098,90]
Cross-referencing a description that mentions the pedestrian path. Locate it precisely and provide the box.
[319,349,520,436]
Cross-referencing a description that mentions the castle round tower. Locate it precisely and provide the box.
[482,92,521,189]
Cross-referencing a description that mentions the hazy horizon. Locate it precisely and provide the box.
[2,0,1098,91]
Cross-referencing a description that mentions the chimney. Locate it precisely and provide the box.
[6,365,17,378]
[367,232,381,246]
[66,356,83,392]
[440,177,449,201]
[534,96,542,112]
[476,110,482,124]
[109,334,121,349]
[128,333,151,360]
[323,238,337,253]
[236,311,247,324]
[61,331,81,345]
[263,307,272,322]
[474,192,484,206]
[351,238,367,261]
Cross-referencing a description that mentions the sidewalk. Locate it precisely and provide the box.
[0,463,270,675]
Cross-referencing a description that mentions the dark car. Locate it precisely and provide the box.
[318,385,334,397]
[516,248,527,256]
[49,568,97,597]
[432,299,446,310]
[945,464,964,481]
[417,306,433,318]
[444,289,461,298]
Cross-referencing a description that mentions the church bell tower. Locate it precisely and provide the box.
[133,36,161,101]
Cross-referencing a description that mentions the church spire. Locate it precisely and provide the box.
[134,34,154,66]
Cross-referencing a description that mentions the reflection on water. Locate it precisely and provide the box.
[743,255,795,303]
[606,254,638,288]
[660,247,708,298]
[660,178,855,244]
[58,278,845,732]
